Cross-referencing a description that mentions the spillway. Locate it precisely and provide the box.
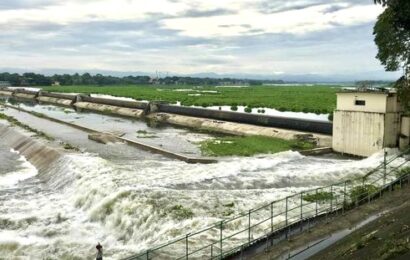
[0,97,403,258]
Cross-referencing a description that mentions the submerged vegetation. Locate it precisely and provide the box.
[43,85,339,114]
[62,142,80,151]
[0,112,54,141]
[168,205,194,220]
[199,135,315,157]
[136,129,158,138]
[303,191,334,203]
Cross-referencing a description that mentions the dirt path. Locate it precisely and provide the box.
[252,184,410,260]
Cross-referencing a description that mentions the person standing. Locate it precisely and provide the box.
[96,243,103,260]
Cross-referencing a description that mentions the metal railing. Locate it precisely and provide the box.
[123,150,410,260]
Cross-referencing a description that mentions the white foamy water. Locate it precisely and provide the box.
[0,149,38,188]
[0,149,403,259]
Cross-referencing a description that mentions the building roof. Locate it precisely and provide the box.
[337,87,395,95]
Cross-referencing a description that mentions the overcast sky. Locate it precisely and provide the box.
[0,0,401,79]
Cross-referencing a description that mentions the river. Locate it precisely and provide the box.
[0,97,397,259]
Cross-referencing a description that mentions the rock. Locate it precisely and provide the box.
[88,132,121,144]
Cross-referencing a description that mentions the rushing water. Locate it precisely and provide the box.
[0,138,395,259]
[0,96,399,258]
[0,146,38,189]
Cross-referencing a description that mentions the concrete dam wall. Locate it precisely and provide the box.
[0,88,333,144]
[74,102,145,118]
[77,95,147,109]
[156,103,332,135]
[0,123,61,172]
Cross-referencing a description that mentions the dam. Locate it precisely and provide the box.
[0,87,333,147]
[0,89,408,259]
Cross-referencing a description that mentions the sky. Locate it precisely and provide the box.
[0,0,402,80]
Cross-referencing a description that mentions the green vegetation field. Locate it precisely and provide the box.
[199,135,315,157]
[42,85,340,114]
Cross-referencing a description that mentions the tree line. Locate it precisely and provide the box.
[0,72,284,87]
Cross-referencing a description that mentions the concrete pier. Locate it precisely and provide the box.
[37,96,73,106]
[74,101,145,118]
[13,92,37,99]
[0,90,13,96]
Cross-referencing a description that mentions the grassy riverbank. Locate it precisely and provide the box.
[199,135,315,157]
[42,85,339,114]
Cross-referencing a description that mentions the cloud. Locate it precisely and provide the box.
[0,0,394,79]
[321,4,350,14]
[256,0,324,14]
[180,8,236,18]
[162,3,382,37]
[0,0,57,10]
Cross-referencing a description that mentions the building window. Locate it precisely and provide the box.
[355,100,366,106]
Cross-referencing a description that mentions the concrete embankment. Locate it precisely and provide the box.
[74,95,147,118]
[148,112,332,147]
[156,103,333,135]
[37,96,73,106]
[37,91,76,106]
[13,91,38,100]
[0,88,333,146]
[74,102,145,118]
[4,104,216,164]
[78,95,147,109]
[0,90,13,96]
[0,123,61,172]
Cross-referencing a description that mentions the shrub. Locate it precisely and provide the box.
[350,185,378,203]
[328,113,334,121]
[378,239,410,259]
[230,105,238,111]
[223,202,235,208]
[303,191,334,203]
[244,107,252,113]
[63,143,78,151]
[396,167,410,178]
[199,135,315,157]
[169,205,194,220]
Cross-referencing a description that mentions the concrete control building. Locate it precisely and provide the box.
[332,89,410,157]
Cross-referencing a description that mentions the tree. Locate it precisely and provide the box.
[374,0,410,108]
[374,0,387,5]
